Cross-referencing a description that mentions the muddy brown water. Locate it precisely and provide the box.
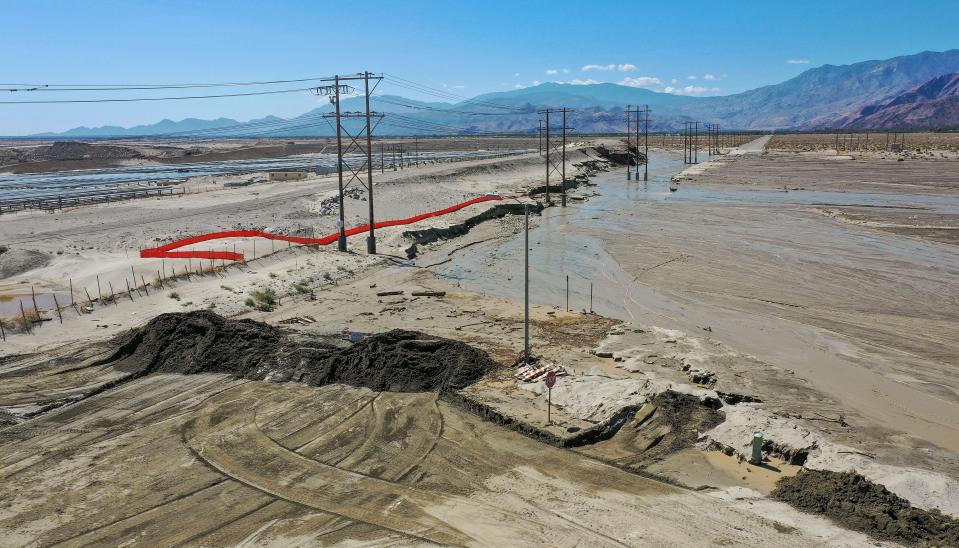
[431,151,959,454]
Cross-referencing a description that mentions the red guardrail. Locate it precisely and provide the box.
[140,195,509,261]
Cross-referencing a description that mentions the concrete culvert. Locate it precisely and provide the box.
[772,469,959,546]
[101,311,498,393]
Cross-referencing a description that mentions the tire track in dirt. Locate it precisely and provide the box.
[183,393,469,545]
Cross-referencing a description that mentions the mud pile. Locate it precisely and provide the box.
[773,470,959,545]
[302,329,499,392]
[104,312,497,393]
[0,248,49,279]
[106,310,316,378]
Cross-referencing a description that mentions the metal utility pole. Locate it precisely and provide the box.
[538,119,544,156]
[561,107,570,207]
[334,75,346,251]
[312,72,384,254]
[364,72,375,253]
[544,110,551,203]
[683,121,700,164]
[523,204,530,365]
[625,104,632,180]
[642,105,650,181]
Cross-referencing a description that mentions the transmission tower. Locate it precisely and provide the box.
[539,108,574,206]
[312,72,384,254]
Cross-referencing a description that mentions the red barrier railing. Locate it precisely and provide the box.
[140,195,509,261]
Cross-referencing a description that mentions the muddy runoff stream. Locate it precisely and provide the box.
[431,151,959,455]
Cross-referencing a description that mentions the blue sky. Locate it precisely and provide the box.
[3,0,958,134]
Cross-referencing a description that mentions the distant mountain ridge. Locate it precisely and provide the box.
[837,73,959,129]
[28,49,959,137]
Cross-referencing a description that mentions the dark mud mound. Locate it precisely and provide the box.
[594,145,646,166]
[106,310,317,378]
[404,202,542,259]
[301,329,499,392]
[576,392,724,469]
[773,470,959,546]
[103,312,497,394]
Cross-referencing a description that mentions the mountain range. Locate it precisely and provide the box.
[32,49,959,137]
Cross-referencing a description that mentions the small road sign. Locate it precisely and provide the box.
[545,370,556,388]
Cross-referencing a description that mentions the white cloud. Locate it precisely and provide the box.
[619,76,662,88]
[582,64,616,72]
[617,63,637,72]
[710,87,721,92]
[513,84,525,89]
[687,75,697,80]
[562,68,570,74]
[671,78,678,84]
[450,85,465,90]
[545,69,558,75]
[666,85,709,95]
[531,80,541,86]
[513,72,521,77]
[570,78,600,85]
[787,59,810,64]
[703,74,717,80]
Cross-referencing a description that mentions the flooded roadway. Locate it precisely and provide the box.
[433,151,959,453]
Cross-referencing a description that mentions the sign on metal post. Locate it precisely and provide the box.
[545,370,556,425]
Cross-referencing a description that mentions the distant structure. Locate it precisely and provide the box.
[268,171,308,181]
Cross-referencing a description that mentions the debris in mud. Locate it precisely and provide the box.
[578,391,725,469]
[772,470,959,546]
[101,312,498,394]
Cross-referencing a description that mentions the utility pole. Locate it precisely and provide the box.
[312,72,384,254]
[539,119,544,156]
[364,72,375,253]
[561,107,570,207]
[543,109,551,204]
[524,204,530,365]
[334,75,346,251]
[643,105,650,181]
[626,104,632,180]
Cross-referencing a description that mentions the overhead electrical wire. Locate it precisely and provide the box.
[0,86,318,105]
[383,74,527,112]
[1,76,335,92]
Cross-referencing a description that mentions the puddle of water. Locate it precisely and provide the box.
[0,291,73,317]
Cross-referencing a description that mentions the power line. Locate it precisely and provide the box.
[0,86,317,104]
[383,74,526,111]
[372,96,518,116]
[1,76,334,92]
